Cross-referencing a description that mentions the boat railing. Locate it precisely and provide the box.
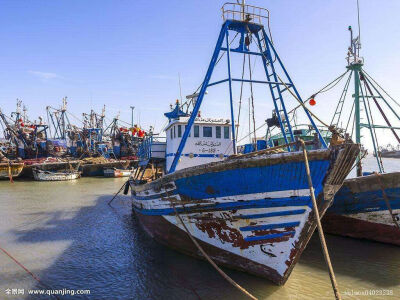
[137,135,166,162]
[221,2,269,25]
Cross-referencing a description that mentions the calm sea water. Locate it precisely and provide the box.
[0,156,399,299]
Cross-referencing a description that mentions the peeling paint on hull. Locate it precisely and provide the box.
[131,144,359,285]
[325,172,400,245]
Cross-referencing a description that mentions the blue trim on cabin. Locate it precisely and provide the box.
[244,231,296,242]
[240,221,300,232]
[239,209,306,219]
[329,186,400,214]
[133,196,313,216]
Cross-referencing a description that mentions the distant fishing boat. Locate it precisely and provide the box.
[32,168,81,181]
[104,167,132,178]
[20,158,81,178]
[0,162,24,179]
[129,3,359,285]
[373,145,400,158]
[80,158,130,177]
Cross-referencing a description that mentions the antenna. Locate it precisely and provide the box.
[178,73,183,102]
[357,0,361,44]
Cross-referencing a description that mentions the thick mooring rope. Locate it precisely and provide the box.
[299,139,341,300]
[171,204,258,300]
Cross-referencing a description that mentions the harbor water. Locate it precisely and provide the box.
[0,156,399,299]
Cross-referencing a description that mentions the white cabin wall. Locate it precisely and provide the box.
[166,119,234,171]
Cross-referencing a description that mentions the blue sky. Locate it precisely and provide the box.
[0,0,399,148]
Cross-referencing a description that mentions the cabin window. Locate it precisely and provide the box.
[224,126,230,139]
[203,126,212,138]
[194,125,199,137]
[185,125,191,137]
[216,126,221,138]
[170,128,173,139]
[173,126,176,138]
[178,125,182,137]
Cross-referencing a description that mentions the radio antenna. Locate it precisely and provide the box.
[178,73,183,102]
[357,0,361,43]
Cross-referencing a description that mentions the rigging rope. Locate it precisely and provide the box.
[374,172,400,230]
[361,73,400,144]
[329,71,353,127]
[0,244,60,299]
[248,54,257,148]
[170,201,258,300]
[236,53,247,142]
[345,101,355,134]
[359,78,383,172]
[362,69,400,108]
[276,75,330,128]
[191,32,239,96]
[66,111,84,125]
[288,70,349,115]
[362,80,385,171]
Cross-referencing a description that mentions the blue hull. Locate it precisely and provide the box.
[324,172,400,245]
[131,144,359,284]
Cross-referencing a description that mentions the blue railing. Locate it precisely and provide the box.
[137,135,166,162]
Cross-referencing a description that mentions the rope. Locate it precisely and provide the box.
[374,172,400,230]
[191,32,240,96]
[287,68,349,116]
[361,73,400,144]
[110,192,202,299]
[237,122,267,144]
[299,139,341,300]
[108,181,129,206]
[362,69,400,108]
[248,55,257,148]
[0,244,60,299]
[276,75,330,128]
[363,81,385,171]
[236,53,247,141]
[171,203,258,300]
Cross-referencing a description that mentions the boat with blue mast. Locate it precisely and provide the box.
[129,2,359,284]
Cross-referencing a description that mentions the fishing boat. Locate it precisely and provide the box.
[373,145,400,159]
[129,2,359,285]
[308,25,400,245]
[32,168,81,181]
[79,157,130,177]
[20,158,81,178]
[0,162,24,179]
[104,167,132,178]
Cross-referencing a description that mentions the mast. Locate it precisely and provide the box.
[168,2,327,173]
[347,25,363,176]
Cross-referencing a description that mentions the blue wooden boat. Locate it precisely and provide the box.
[130,2,359,285]
[324,172,400,245]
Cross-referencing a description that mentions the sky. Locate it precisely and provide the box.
[0,0,399,149]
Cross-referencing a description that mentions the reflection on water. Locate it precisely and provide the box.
[0,156,399,299]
